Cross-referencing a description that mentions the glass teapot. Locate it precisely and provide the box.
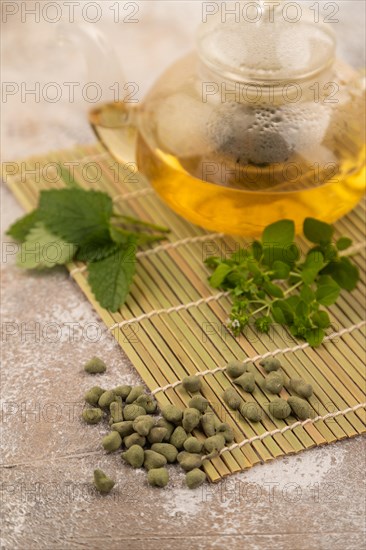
[83,2,365,236]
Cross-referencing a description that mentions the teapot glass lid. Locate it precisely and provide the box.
[197,1,336,83]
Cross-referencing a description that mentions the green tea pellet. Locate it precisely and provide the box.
[161,404,183,424]
[182,375,202,393]
[124,433,146,449]
[93,469,115,494]
[234,372,255,393]
[177,452,202,471]
[200,413,216,437]
[170,426,187,449]
[183,436,203,453]
[111,420,134,437]
[82,408,103,424]
[135,394,157,414]
[121,444,144,468]
[110,396,123,423]
[84,386,104,406]
[84,357,107,374]
[102,431,122,453]
[240,402,262,422]
[126,385,145,404]
[182,408,201,433]
[204,434,225,454]
[133,415,155,436]
[226,360,246,379]
[287,396,312,420]
[114,385,132,400]
[268,398,291,419]
[289,378,313,399]
[223,388,242,410]
[264,372,284,394]
[216,422,234,443]
[144,450,167,470]
[186,468,206,489]
[260,358,281,372]
[148,427,168,444]
[98,390,116,409]
[157,418,175,441]
[151,443,178,463]
[188,395,209,413]
[147,467,169,487]
[123,404,146,421]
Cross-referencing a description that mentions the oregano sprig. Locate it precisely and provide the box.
[205,218,359,347]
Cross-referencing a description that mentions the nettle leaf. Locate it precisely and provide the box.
[17,222,76,269]
[6,210,40,242]
[39,189,113,248]
[301,250,325,284]
[88,238,137,312]
[271,260,291,279]
[322,257,359,291]
[316,275,341,306]
[209,263,233,288]
[312,310,331,329]
[76,241,120,262]
[303,218,334,244]
[336,237,352,251]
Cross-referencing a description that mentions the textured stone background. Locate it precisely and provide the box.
[1,2,365,549]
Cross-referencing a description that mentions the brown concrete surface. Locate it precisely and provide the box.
[1,3,366,549]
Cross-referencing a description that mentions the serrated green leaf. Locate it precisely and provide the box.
[263,281,284,298]
[336,237,352,251]
[88,239,137,312]
[303,218,334,244]
[315,276,341,306]
[305,328,325,347]
[322,257,359,291]
[262,219,295,246]
[209,263,233,288]
[6,210,40,242]
[39,189,113,248]
[76,241,119,262]
[16,222,76,269]
[271,260,291,279]
[312,310,331,328]
[301,250,325,284]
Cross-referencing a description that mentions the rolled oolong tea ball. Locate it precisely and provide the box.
[203,434,226,455]
[135,394,157,414]
[111,420,134,437]
[133,415,155,436]
[240,402,262,422]
[188,395,209,413]
[289,378,313,399]
[148,427,168,444]
[170,426,188,449]
[157,418,175,441]
[102,431,122,453]
[234,372,256,393]
[200,413,216,437]
[123,404,146,421]
[177,451,202,471]
[268,398,291,420]
[114,385,132,400]
[144,450,167,470]
[84,386,105,406]
[151,443,178,463]
[110,396,123,423]
[260,357,281,373]
[147,467,169,488]
[82,408,103,424]
[183,436,203,453]
[182,408,201,433]
[124,433,146,449]
[126,385,145,404]
[182,375,202,393]
[186,468,207,489]
[98,390,116,409]
[216,422,234,443]
[161,404,183,424]
[223,388,242,410]
[287,396,312,420]
[84,357,107,374]
[264,372,284,394]
[93,469,115,494]
[121,444,145,468]
[226,360,246,379]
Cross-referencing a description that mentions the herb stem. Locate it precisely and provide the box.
[249,280,303,318]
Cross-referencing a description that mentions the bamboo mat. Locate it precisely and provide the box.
[3,143,366,482]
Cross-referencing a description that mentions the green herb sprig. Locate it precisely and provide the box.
[7,169,169,312]
[205,218,359,347]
